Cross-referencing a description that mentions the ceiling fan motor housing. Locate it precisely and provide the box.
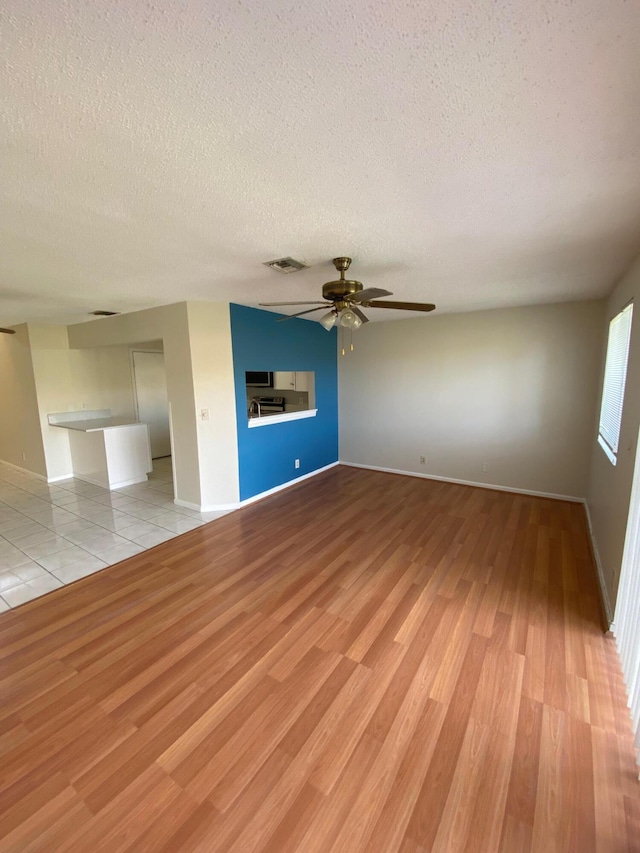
[322,279,363,301]
[321,256,363,301]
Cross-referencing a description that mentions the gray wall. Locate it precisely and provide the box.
[339,300,604,499]
[587,251,640,615]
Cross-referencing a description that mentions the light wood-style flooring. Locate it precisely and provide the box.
[0,466,639,852]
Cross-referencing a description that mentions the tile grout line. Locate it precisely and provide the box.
[0,458,228,608]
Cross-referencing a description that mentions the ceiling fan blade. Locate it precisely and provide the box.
[363,300,436,313]
[276,306,329,321]
[350,288,393,302]
[351,305,369,324]
[259,301,329,306]
[0,328,16,334]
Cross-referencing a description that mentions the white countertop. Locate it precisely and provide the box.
[50,418,146,432]
[247,409,318,428]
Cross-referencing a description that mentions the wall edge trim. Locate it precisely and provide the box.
[173,498,203,512]
[582,498,614,628]
[339,461,585,503]
[0,458,48,481]
[237,462,339,508]
[175,461,339,512]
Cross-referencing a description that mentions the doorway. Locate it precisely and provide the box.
[132,350,171,459]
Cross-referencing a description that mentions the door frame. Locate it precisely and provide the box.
[129,347,175,469]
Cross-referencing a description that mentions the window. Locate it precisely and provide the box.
[598,302,633,465]
[245,371,316,423]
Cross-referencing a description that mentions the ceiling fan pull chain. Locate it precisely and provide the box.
[340,326,345,356]
[350,327,354,352]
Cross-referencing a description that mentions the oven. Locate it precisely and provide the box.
[257,396,285,414]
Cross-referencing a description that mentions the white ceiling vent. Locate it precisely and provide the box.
[263,257,308,274]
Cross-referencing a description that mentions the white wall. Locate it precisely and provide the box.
[186,303,239,509]
[67,302,239,508]
[587,252,640,615]
[28,324,136,480]
[339,300,604,499]
[0,325,47,476]
[71,346,135,418]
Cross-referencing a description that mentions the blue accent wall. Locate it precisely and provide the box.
[230,304,338,501]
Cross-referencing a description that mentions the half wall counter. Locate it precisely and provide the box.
[48,410,152,490]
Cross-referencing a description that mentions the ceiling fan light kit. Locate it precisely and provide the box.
[259,256,436,352]
[338,307,361,328]
[320,311,337,331]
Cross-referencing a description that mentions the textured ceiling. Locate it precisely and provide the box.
[2,0,640,326]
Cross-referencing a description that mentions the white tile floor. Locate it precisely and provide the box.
[0,458,230,610]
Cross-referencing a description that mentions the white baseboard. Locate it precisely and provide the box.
[71,473,148,490]
[339,461,584,503]
[174,496,242,512]
[237,462,339,509]
[0,458,48,481]
[0,458,78,485]
[173,498,203,512]
[174,462,340,513]
[582,500,613,628]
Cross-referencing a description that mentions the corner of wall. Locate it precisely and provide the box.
[28,323,74,481]
[185,302,240,507]
[582,498,614,627]
[0,323,48,477]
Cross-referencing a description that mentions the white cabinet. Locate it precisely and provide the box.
[294,372,310,392]
[273,371,294,389]
[273,371,310,391]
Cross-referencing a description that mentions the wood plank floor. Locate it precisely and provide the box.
[0,466,638,852]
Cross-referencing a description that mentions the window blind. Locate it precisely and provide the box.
[598,302,633,464]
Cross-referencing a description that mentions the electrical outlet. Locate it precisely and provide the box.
[295,458,300,469]
[419,455,426,465]
[482,462,489,472]
[82,402,88,410]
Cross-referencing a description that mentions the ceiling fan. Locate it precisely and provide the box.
[260,257,436,330]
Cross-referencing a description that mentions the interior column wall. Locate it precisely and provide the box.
[0,324,47,477]
[186,303,239,508]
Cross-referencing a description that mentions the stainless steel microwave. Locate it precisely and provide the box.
[245,371,274,387]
